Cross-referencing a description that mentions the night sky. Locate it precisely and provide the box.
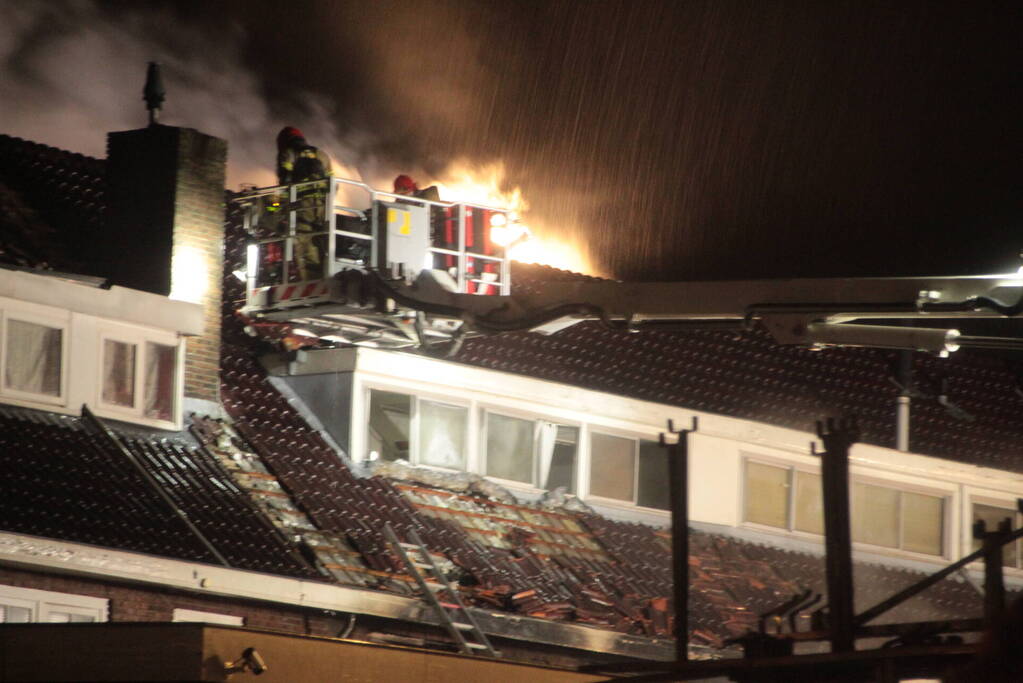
[2,1,1020,281]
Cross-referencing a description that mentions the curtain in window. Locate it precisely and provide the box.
[537,421,558,488]
[589,433,635,501]
[485,413,534,483]
[144,343,176,421]
[5,320,62,396]
[102,340,136,407]
[419,401,467,469]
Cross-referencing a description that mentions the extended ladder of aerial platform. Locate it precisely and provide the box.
[234,179,1023,355]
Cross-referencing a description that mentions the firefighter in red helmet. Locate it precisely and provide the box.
[393,174,440,202]
[393,174,418,196]
[274,126,333,280]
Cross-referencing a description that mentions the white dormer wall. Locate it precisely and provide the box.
[0,269,203,430]
[335,346,1023,568]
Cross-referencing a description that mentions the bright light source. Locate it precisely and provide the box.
[246,244,259,280]
[231,269,247,283]
[490,225,512,247]
[170,246,208,303]
[489,212,507,227]
[945,329,961,353]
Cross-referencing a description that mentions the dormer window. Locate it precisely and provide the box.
[367,389,468,469]
[0,269,198,431]
[1,311,67,405]
[97,324,181,427]
[483,411,579,492]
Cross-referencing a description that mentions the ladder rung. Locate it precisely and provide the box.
[452,622,475,631]
[423,582,446,591]
[439,602,461,609]
[399,542,420,550]
[465,642,489,649]
[412,562,433,569]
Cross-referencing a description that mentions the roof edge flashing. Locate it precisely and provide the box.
[0,268,203,335]
[0,530,673,660]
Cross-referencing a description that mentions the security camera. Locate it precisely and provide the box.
[224,647,267,676]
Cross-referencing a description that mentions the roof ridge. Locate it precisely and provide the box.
[0,133,106,170]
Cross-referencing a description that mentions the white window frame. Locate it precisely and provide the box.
[0,584,108,623]
[741,455,953,559]
[0,308,70,407]
[741,456,824,539]
[358,380,670,512]
[364,384,471,472]
[172,608,244,626]
[480,407,582,494]
[94,322,183,429]
[850,473,950,559]
[967,491,1023,571]
[585,428,669,512]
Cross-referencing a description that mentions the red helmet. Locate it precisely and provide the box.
[277,126,305,148]
[393,174,418,195]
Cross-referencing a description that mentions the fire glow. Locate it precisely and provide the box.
[429,160,596,275]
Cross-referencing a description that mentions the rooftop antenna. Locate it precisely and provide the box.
[143,61,165,126]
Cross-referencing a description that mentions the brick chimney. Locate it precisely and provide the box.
[105,125,228,406]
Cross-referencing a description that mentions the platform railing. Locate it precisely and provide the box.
[236,177,512,310]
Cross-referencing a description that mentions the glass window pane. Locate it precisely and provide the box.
[68,613,95,623]
[102,340,136,407]
[543,425,577,494]
[368,390,411,461]
[589,433,635,502]
[47,611,73,623]
[972,504,1017,567]
[0,604,32,623]
[5,319,62,396]
[744,461,789,528]
[902,492,944,556]
[486,413,534,483]
[793,471,823,534]
[637,439,670,510]
[852,482,899,548]
[144,342,177,421]
[419,400,467,469]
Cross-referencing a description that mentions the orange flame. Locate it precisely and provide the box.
[430,160,597,275]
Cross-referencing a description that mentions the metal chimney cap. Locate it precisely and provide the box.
[143,62,166,124]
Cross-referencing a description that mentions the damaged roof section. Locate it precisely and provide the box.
[200,342,991,647]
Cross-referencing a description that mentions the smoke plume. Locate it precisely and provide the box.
[0,0,361,188]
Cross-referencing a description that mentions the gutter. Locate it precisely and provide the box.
[0,531,673,661]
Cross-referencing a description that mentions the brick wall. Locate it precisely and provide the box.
[173,128,226,403]
[106,125,227,403]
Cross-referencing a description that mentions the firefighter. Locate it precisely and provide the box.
[275,126,333,280]
[276,126,331,185]
[393,174,440,202]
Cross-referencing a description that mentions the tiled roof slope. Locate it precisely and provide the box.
[212,221,988,644]
[0,407,317,578]
[454,263,1023,473]
[213,347,990,644]
[0,134,106,272]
